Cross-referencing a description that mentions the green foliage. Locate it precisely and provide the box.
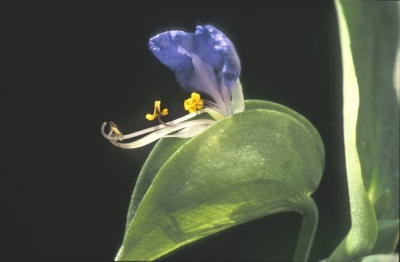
[116,100,325,261]
[327,1,399,261]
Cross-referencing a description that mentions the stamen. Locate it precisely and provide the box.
[157,115,180,127]
[101,107,225,148]
[109,121,123,141]
[107,119,216,149]
[146,101,168,121]
[184,92,204,113]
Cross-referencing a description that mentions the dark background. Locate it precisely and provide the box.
[2,1,377,260]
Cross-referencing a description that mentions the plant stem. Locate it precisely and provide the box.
[293,197,318,262]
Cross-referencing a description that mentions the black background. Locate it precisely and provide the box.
[2,1,387,261]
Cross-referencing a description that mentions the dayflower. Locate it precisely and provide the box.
[101,25,245,149]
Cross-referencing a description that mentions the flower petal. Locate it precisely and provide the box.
[149,25,241,114]
[195,25,241,91]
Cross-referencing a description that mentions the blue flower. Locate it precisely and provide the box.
[101,25,244,149]
[149,25,241,115]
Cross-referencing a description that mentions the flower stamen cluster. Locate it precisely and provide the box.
[101,25,244,149]
[184,93,204,113]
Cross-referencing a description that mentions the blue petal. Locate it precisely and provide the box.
[149,25,241,112]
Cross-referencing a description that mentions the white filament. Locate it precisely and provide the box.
[101,108,224,149]
[101,78,244,149]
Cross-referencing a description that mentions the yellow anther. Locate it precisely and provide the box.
[184,92,204,113]
[109,121,123,141]
[146,101,168,121]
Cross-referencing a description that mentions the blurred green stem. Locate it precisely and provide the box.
[327,1,378,261]
[293,197,318,261]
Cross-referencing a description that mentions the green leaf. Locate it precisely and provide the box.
[329,1,399,260]
[116,100,324,261]
[124,137,190,233]
[370,219,399,255]
[345,2,399,220]
[361,253,399,262]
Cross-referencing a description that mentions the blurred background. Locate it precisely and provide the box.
[2,1,386,260]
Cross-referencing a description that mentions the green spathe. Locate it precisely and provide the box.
[116,100,325,261]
